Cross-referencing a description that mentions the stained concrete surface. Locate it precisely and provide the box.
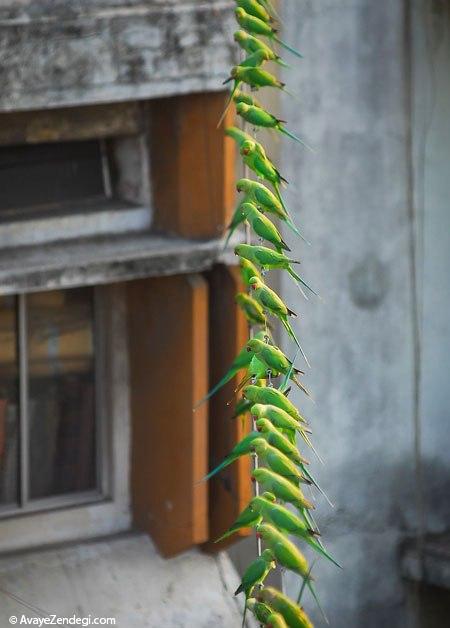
[0,533,254,627]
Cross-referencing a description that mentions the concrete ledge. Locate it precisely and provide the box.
[0,231,239,294]
[0,1,235,112]
[0,532,254,626]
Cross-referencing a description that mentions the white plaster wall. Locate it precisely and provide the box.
[278,1,419,625]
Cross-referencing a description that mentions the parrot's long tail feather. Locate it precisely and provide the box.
[201,457,232,482]
[297,562,314,604]
[193,370,236,409]
[300,464,334,508]
[293,374,311,396]
[263,0,281,20]
[281,348,299,391]
[279,126,314,152]
[307,579,329,624]
[234,374,252,393]
[284,217,310,245]
[274,36,303,59]
[273,182,287,211]
[215,527,237,543]
[308,536,342,569]
[300,431,324,464]
[276,58,290,68]
[289,267,320,298]
[217,81,239,129]
[281,318,301,351]
[241,600,248,628]
[281,318,310,368]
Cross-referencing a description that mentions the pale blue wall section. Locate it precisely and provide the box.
[277,1,423,626]
[413,4,450,534]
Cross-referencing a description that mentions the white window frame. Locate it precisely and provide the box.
[0,284,131,553]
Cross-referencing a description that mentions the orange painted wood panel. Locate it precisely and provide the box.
[203,265,252,551]
[127,274,209,557]
[149,91,235,239]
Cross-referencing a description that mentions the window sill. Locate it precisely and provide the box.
[0,231,238,295]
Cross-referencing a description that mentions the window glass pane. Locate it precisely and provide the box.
[0,140,106,213]
[27,288,97,499]
[0,295,19,507]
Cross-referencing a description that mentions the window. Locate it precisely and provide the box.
[0,140,110,215]
[0,285,130,553]
[0,286,106,516]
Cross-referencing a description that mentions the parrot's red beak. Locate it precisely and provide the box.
[256,532,262,539]
[242,148,250,155]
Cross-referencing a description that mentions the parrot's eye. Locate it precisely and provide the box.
[246,346,252,352]
[242,148,249,155]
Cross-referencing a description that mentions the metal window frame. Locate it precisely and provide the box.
[0,286,110,519]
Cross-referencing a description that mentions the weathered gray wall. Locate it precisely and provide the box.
[279,1,421,625]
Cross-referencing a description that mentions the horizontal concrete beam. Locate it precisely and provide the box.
[0,1,235,112]
[0,230,239,294]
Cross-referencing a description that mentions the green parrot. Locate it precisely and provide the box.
[251,402,315,455]
[257,587,313,628]
[236,244,318,299]
[266,612,288,628]
[234,31,287,68]
[257,523,309,578]
[246,338,309,393]
[236,103,312,150]
[252,437,304,485]
[203,430,261,481]
[246,598,273,625]
[229,65,286,91]
[240,140,288,206]
[233,89,264,109]
[194,330,269,408]
[235,292,267,327]
[243,383,306,424]
[257,524,326,620]
[235,8,303,59]
[239,257,263,287]
[252,467,313,510]
[215,500,262,542]
[241,203,291,253]
[240,354,280,388]
[251,403,307,436]
[235,548,276,598]
[236,178,305,240]
[236,0,272,22]
[225,125,254,147]
[237,49,272,69]
[219,49,274,125]
[248,275,308,358]
[252,494,342,568]
[256,418,308,465]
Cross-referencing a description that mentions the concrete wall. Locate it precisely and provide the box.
[278,1,424,625]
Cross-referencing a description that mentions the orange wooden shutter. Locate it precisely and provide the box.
[203,265,252,551]
[149,91,235,239]
[128,274,209,557]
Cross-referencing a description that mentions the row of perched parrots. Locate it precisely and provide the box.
[200,2,337,627]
